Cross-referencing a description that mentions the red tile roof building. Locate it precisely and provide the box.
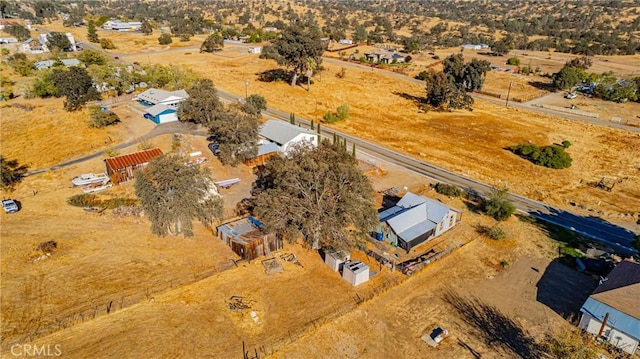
[104,148,163,183]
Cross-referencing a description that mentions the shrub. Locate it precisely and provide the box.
[67,194,101,207]
[415,70,429,80]
[488,226,507,240]
[434,182,462,197]
[99,38,116,49]
[158,33,172,45]
[506,57,520,66]
[561,140,572,148]
[484,186,516,221]
[88,106,120,128]
[508,143,572,169]
[336,67,347,79]
[322,104,349,123]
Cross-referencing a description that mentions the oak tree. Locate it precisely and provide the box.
[252,140,377,251]
[46,32,73,52]
[200,33,224,53]
[51,67,99,111]
[87,19,99,43]
[0,156,29,191]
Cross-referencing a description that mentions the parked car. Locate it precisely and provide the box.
[566,92,578,99]
[2,199,20,213]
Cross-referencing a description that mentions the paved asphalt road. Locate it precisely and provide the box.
[39,39,639,254]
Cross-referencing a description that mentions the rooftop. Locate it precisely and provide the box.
[136,88,189,105]
[259,120,316,146]
[104,148,163,170]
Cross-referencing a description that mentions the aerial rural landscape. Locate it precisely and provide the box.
[1,0,639,358]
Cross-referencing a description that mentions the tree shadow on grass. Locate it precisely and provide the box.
[528,80,556,92]
[392,91,425,108]
[442,289,546,359]
[256,69,290,83]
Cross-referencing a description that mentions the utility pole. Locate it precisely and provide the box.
[244,79,249,99]
[505,80,513,107]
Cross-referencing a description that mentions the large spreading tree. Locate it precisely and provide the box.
[51,67,99,111]
[252,140,377,251]
[260,18,325,87]
[46,32,73,52]
[200,33,224,53]
[135,154,223,237]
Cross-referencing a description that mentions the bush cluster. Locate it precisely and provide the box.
[67,194,138,208]
[323,104,349,123]
[434,182,463,197]
[508,143,572,169]
[88,106,120,128]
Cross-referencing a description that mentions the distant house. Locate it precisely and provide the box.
[0,37,18,44]
[461,44,490,50]
[35,58,80,70]
[258,120,318,155]
[135,88,189,124]
[248,46,262,54]
[103,20,142,31]
[364,50,406,64]
[376,192,461,252]
[21,38,44,54]
[262,26,278,32]
[579,260,640,355]
[216,216,283,260]
[38,32,76,51]
[104,148,163,183]
[338,39,353,45]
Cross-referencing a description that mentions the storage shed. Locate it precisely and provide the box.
[216,217,283,260]
[342,261,370,286]
[104,148,163,183]
[143,104,178,124]
[324,250,350,272]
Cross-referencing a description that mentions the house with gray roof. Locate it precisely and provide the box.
[135,88,189,124]
[258,120,317,155]
[376,192,461,252]
[35,58,80,70]
[579,259,640,355]
[364,49,407,64]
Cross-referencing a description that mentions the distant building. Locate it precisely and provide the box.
[35,58,80,70]
[579,260,640,355]
[21,38,44,54]
[262,26,277,32]
[342,261,370,286]
[103,20,142,31]
[0,37,18,44]
[104,148,163,183]
[338,39,353,45]
[461,43,490,50]
[364,50,407,64]
[248,46,262,54]
[135,88,189,124]
[37,32,76,51]
[258,120,318,155]
[376,192,461,252]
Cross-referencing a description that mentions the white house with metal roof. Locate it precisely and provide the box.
[376,192,460,252]
[579,260,640,355]
[135,88,189,124]
[35,58,80,70]
[258,120,317,155]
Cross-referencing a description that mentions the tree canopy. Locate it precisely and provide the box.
[200,33,224,53]
[483,186,516,221]
[46,32,73,52]
[242,94,267,115]
[552,66,586,90]
[87,19,99,43]
[251,140,377,250]
[134,154,223,237]
[141,20,153,35]
[178,79,224,128]
[260,19,325,87]
[0,156,29,191]
[51,67,100,111]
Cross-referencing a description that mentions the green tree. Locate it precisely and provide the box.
[46,32,72,52]
[424,69,473,110]
[242,94,267,115]
[0,156,29,191]
[483,186,516,221]
[141,20,153,35]
[178,79,225,128]
[99,38,116,49]
[5,24,31,41]
[508,143,572,169]
[51,67,100,111]
[211,109,260,166]
[552,66,586,90]
[200,32,224,53]
[7,53,35,77]
[252,140,377,250]
[158,33,172,45]
[78,49,106,66]
[352,23,368,43]
[134,154,223,237]
[87,106,119,128]
[32,69,58,97]
[506,57,520,66]
[141,64,195,90]
[87,19,99,43]
[260,19,325,87]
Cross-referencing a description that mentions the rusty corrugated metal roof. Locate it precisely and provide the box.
[105,148,163,171]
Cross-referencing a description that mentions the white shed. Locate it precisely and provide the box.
[342,261,370,286]
[324,250,350,272]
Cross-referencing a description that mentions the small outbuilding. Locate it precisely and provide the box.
[143,104,178,124]
[324,250,350,272]
[342,261,370,286]
[217,217,283,260]
[104,148,163,183]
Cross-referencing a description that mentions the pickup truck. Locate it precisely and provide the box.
[2,199,19,213]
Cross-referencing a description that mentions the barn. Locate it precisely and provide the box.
[216,217,283,260]
[104,148,163,183]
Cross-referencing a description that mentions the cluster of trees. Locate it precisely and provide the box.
[200,33,224,53]
[552,57,640,103]
[31,66,99,111]
[0,156,29,191]
[508,142,573,169]
[178,80,260,165]
[423,54,491,111]
[3,24,31,41]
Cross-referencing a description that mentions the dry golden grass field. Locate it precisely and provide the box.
[0,20,637,358]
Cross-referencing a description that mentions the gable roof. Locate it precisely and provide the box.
[144,103,175,117]
[105,148,163,171]
[35,58,80,70]
[590,260,640,319]
[380,192,456,242]
[259,120,316,146]
[136,88,189,105]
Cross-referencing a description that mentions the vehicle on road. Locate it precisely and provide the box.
[566,92,578,99]
[2,199,20,213]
